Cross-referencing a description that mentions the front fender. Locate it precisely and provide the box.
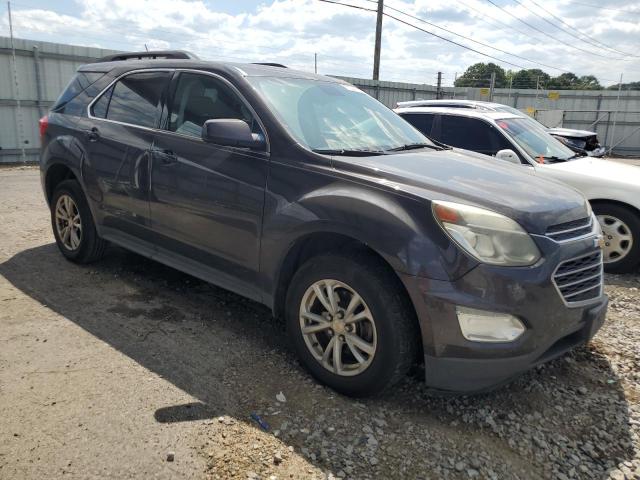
[260,175,478,302]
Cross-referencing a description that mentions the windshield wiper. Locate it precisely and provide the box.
[386,143,443,152]
[312,148,386,156]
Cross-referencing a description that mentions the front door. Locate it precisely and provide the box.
[149,71,269,300]
[79,70,172,244]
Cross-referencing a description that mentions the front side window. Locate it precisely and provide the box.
[168,72,258,138]
[438,116,512,156]
[496,117,574,162]
[247,77,433,152]
[92,71,170,128]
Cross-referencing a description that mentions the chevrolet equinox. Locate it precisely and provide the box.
[39,51,608,396]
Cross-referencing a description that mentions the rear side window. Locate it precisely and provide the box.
[92,71,170,128]
[400,113,435,136]
[51,72,105,113]
[437,116,512,156]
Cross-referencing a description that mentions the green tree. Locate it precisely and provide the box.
[553,72,580,89]
[511,69,551,89]
[454,63,507,88]
[575,75,602,90]
[607,81,640,90]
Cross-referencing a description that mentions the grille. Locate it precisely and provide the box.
[546,217,593,242]
[553,251,603,304]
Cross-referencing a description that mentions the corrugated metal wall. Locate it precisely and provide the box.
[0,36,118,163]
[1,36,639,163]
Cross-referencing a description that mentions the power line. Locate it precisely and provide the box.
[484,0,625,60]
[524,0,638,57]
[320,0,554,71]
[454,0,540,40]
[512,0,639,58]
[560,0,640,15]
[363,0,575,73]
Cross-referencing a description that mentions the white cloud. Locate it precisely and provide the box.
[1,0,639,86]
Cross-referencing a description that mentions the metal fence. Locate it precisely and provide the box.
[339,77,640,156]
[0,36,118,163]
[2,35,639,163]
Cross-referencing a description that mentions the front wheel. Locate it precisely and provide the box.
[285,252,419,397]
[593,202,640,273]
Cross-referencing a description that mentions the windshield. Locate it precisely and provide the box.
[496,117,575,162]
[247,77,434,152]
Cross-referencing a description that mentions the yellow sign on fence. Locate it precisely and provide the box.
[548,91,560,100]
[479,88,490,96]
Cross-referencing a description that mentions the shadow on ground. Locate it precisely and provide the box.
[1,243,635,479]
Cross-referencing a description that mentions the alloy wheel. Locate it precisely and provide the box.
[55,194,82,250]
[299,279,377,377]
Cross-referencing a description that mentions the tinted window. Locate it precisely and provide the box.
[169,72,258,138]
[400,113,435,136]
[91,85,113,119]
[438,116,511,156]
[104,72,170,128]
[52,72,105,112]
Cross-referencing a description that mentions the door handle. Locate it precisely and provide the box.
[152,148,178,165]
[85,127,100,142]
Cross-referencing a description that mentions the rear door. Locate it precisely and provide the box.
[148,71,269,300]
[80,70,172,245]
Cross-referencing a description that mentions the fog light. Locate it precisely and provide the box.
[456,307,525,342]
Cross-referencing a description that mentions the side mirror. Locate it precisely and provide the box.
[495,149,521,165]
[202,119,265,149]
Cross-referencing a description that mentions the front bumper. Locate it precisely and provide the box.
[400,234,608,393]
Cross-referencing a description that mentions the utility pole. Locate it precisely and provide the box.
[8,1,26,163]
[453,72,457,98]
[489,71,496,102]
[436,72,443,99]
[314,53,317,74]
[372,0,383,80]
[608,73,623,155]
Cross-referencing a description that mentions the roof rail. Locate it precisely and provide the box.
[95,50,200,63]
[252,62,288,68]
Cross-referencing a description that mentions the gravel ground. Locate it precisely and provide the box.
[0,166,638,480]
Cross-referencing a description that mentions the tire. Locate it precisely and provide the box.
[285,251,420,397]
[51,179,108,264]
[593,202,640,274]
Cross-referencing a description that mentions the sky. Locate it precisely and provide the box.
[1,0,639,87]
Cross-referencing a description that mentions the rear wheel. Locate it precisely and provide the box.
[285,251,419,396]
[593,202,640,273]
[51,180,107,264]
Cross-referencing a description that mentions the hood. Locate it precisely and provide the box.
[330,148,589,235]
[548,127,597,138]
[546,157,640,186]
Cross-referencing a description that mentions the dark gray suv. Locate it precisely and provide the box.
[39,51,608,396]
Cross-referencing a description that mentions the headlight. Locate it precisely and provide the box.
[555,136,586,150]
[432,200,541,266]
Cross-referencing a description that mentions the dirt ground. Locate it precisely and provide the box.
[0,166,638,480]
